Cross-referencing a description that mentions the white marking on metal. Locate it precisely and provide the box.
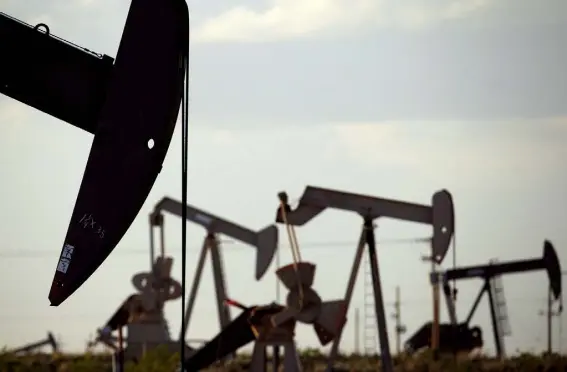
[56,244,75,273]
[195,213,213,226]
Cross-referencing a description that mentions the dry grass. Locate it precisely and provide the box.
[0,347,565,371]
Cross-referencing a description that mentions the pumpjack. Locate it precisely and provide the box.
[86,195,278,368]
[405,240,563,357]
[10,332,59,355]
[88,196,279,366]
[149,197,278,340]
[274,186,455,372]
[149,197,278,364]
[182,194,348,372]
[0,0,189,305]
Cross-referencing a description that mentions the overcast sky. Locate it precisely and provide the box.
[1,0,566,356]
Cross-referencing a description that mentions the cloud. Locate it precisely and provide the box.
[332,122,412,165]
[331,118,567,185]
[194,0,492,43]
[547,116,567,131]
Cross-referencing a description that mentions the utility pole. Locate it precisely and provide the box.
[559,311,563,353]
[538,279,564,354]
[538,287,555,354]
[548,287,553,354]
[562,272,566,354]
[391,286,406,355]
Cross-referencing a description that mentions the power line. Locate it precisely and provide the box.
[0,297,550,320]
[0,237,430,258]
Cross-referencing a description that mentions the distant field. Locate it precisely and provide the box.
[0,348,565,371]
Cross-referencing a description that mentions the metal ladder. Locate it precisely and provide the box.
[363,250,378,355]
[488,259,511,357]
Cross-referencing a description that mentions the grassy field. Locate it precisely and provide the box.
[0,347,565,371]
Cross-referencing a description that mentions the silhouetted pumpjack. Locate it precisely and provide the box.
[10,332,59,355]
[0,0,189,306]
[149,197,278,340]
[274,186,455,372]
[405,240,563,357]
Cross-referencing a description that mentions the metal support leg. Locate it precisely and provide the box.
[149,213,165,272]
[326,227,367,370]
[250,342,267,372]
[442,282,458,325]
[209,236,233,361]
[283,342,302,372]
[180,238,209,340]
[114,327,124,372]
[149,217,156,270]
[364,218,393,372]
[465,284,487,324]
[273,345,280,371]
[112,352,123,372]
[209,237,231,329]
[251,341,302,372]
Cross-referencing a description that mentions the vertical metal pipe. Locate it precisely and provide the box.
[355,308,360,354]
[149,216,155,271]
[160,216,165,257]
